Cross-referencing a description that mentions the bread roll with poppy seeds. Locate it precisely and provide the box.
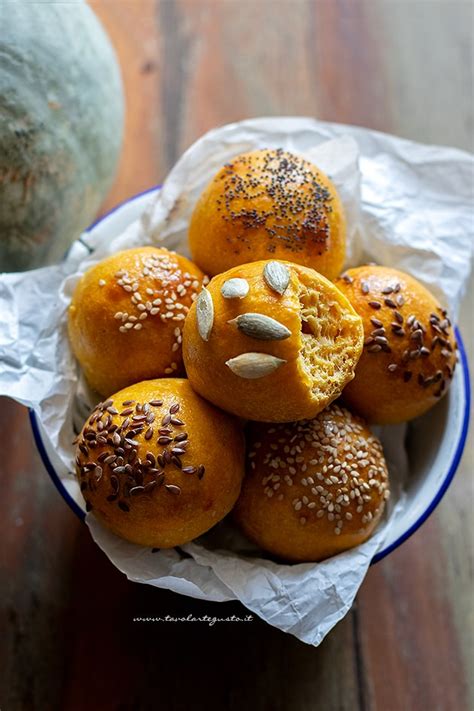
[68,247,207,396]
[233,403,390,562]
[188,148,346,279]
[335,266,458,424]
[74,378,245,548]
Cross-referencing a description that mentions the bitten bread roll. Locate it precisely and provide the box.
[189,148,346,279]
[74,379,245,548]
[335,266,458,424]
[233,403,390,562]
[182,259,364,422]
[68,247,207,396]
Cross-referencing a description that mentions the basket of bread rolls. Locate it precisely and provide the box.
[4,118,469,645]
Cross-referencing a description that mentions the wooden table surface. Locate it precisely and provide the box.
[1,2,472,709]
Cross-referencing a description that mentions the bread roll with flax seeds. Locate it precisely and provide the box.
[75,378,245,548]
[335,266,458,424]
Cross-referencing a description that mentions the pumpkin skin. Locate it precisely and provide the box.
[0,0,124,271]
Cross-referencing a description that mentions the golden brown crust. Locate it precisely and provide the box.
[335,266,458,424]
[233,403,389,562]
[189,148,346,279]
[74,378,245,547]
[182,260,364,422]
[68,247,206,396]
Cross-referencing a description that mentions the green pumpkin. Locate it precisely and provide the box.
[0,0,124,271]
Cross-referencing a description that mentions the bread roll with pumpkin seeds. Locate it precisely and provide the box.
[233,403,390,562]
[335,266,458,424]
[188,148,346,279]
[68,247,207,396]
[182,259,364,422]
[75,378,245,548]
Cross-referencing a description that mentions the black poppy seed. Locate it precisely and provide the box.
[387,363,398,372]
[161,414,171,426]
[367,344,382,353]
[120,408,134,416]
[169,403,180,414]
[145,428,154,440]
[124,438,139,446]
[149,400,163,406]
[382,286,394,294]
[420,347,430,357]
[122,400,135,406]
[157,454,165,467]
[370,318,383,328]
[403,371,412,382]
[102,399,113,409]
[171,456,182,468]
[118,501,130,512]
[174,432,188,442]
[368,301,381,310]
[197,465,205,479]
[364,337,375,346]
[384,298,397,309]
[371,328,386,337]
[130,486,145,496]
[361,281,370,294]
[394,311,404,324]
[158,436,173,445]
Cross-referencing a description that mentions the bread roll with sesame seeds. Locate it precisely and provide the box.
[335,266,458,424]
[233,403,389,562]
[188,148,346,279]
[68,247,207,396]
[75,378,245,548]
[182,259,364,423]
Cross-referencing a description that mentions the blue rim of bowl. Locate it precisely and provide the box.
[28,186,471,564]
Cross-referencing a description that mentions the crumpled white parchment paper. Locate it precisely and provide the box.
[0,117,472,646]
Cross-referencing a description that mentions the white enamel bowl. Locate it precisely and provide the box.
[30,187,471,564]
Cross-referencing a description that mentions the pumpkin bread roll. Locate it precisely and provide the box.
[182,260,364,422]
[335,266,458,424]
[233,403,390,562]
[74,379,245,548]
[68,247,207,396]
[188,148,346,279]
